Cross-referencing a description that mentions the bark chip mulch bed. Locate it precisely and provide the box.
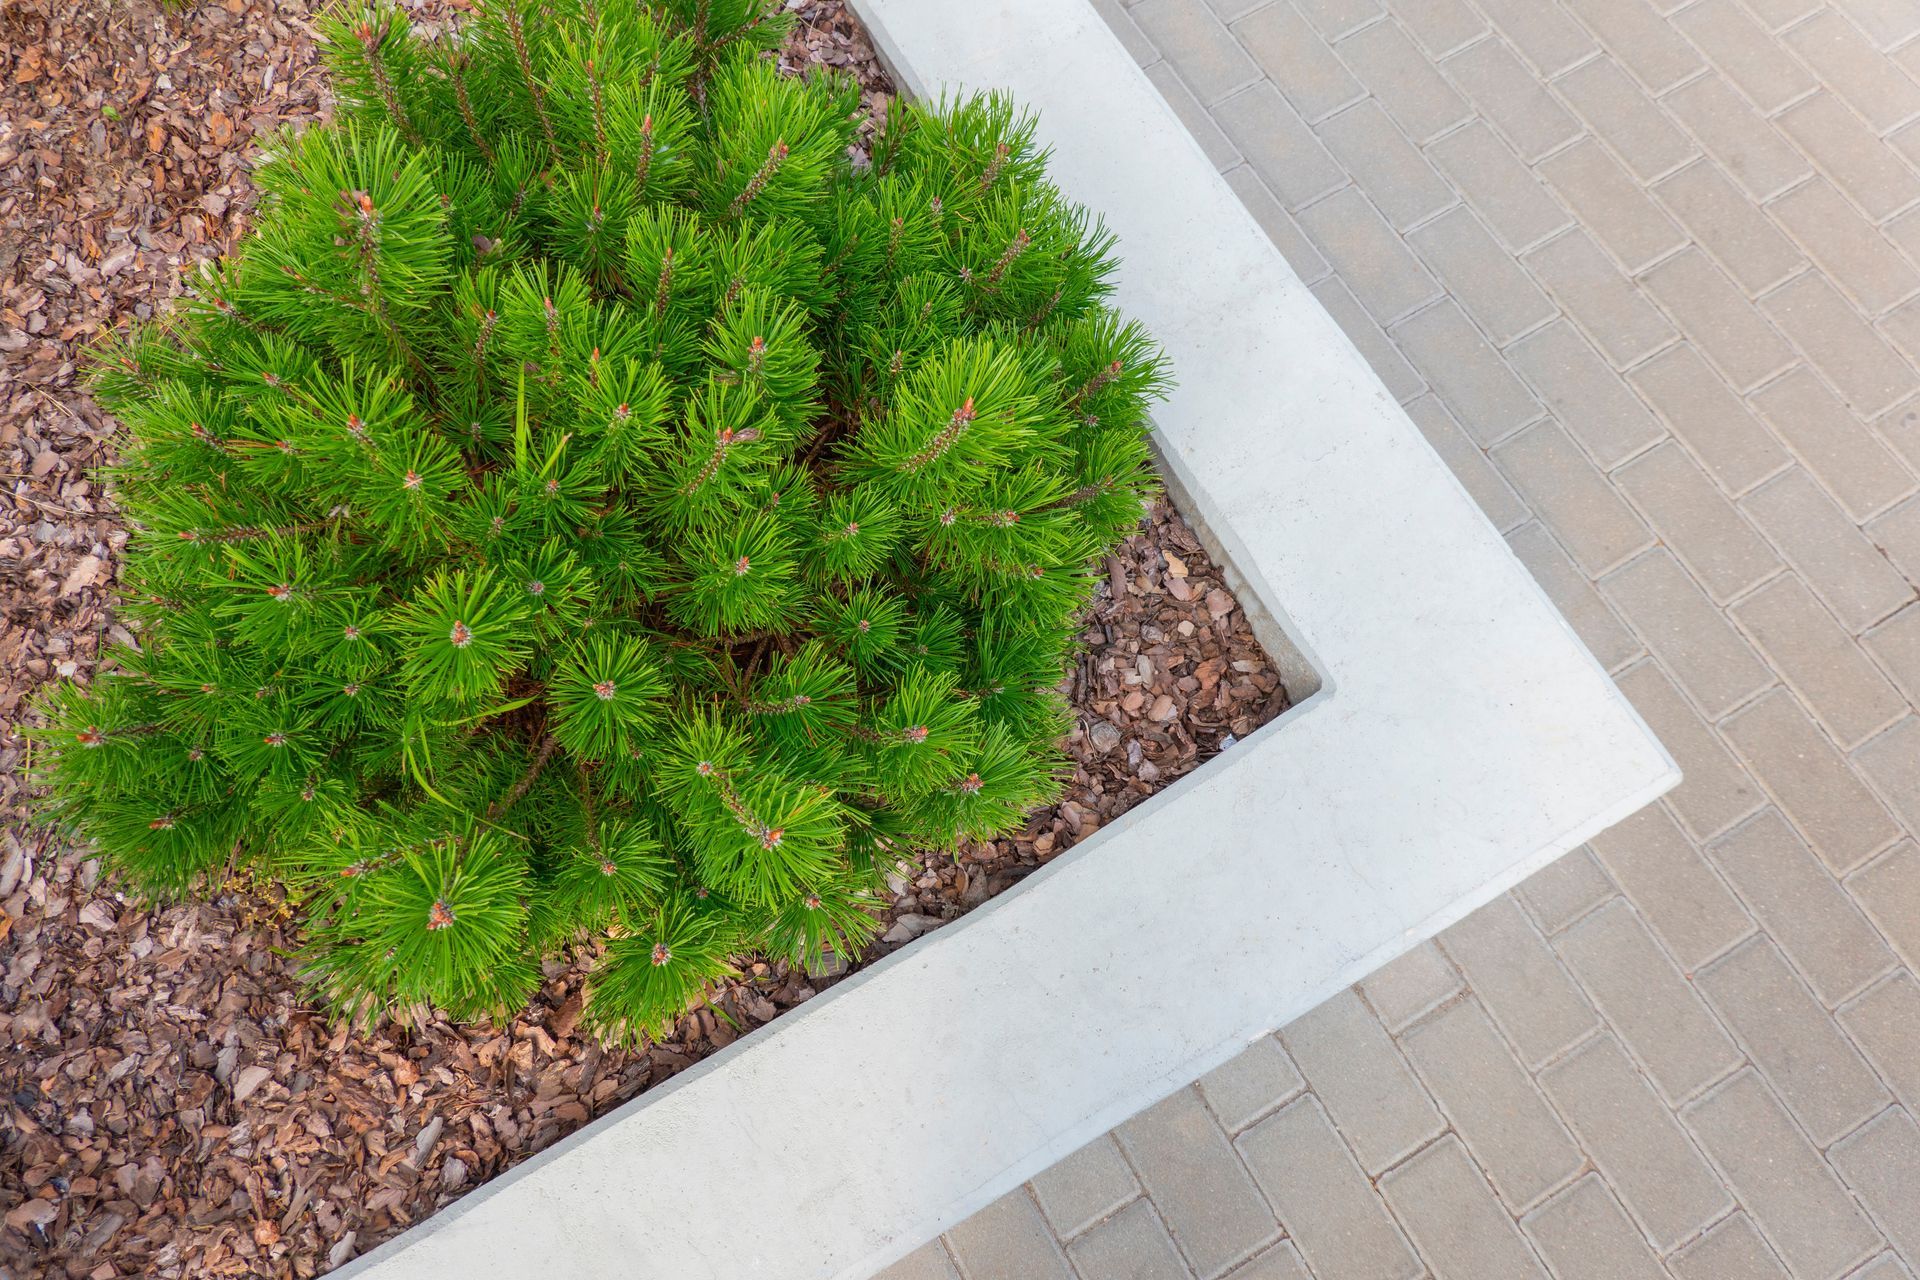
[0,3,1291,1275]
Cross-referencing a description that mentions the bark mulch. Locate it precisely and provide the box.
[0,3,1290,1276]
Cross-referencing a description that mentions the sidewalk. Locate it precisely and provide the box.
[883,0,1920,1275]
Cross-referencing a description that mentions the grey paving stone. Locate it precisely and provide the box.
[1864,604,1920,704]
[1524,229,1677,369]
[1066,1198,1196,1280]
[1641,249,1794,393]
[1519,1175,1668,1280]
[1778,93,1920,225]
[1129,0,1259,104]
[1742,469,1916,633]
[1706,809,1899,1006]
[1653,159,1805,298]
[1335,17,1471,143]
[1553,56,1696,184]
[1310,277,1427,403]
[1673,0,1815,115]
[1722,688,1902,876]
[1296,186,1441,325]
[1750,367,1917,523]
[1664,74,1811,204]
[1588,801,1754,970]
[1409,206,1556,345]
[1540,1034,1731,1252]
[1427,120,1572,254]
[1556,898,1743,1105]
[1384,0,1483,59]
[1880,299,1920,394]
[1094,0,1160,68]
[1232,1,1363,123]
[1145,63,1242,172]
[1616,441,1782,603]
[1438,895,1597,1068]
[1627,343,1788,497]
[1196,1035,1304,1134]
[1540,138,1688,275]
[1494,422,1651,576]
[1761,273,1920,420]
[1222,165,1330,283]
[1562,0,1703,92]
[1221,1243,1308,1280]
[1698,935,1893,1144]
[1442,36,1582,163]
[1116,1088,1280,1280]
[1469,0,1595,76]
[1278,988,1443,1172]
[1508,320,1666,469]
[1030,1135,1140,1240]
[1404,392,1530,530]
[1212,84,1346,210]
[1856,717,1920,837]
[1850,841,1920,972]
[1598,549,1771,719]
[1379,1135,1549,1280]
[1515,846,1616,934]
[945,1188,1075,1280]
[1685,1071,1886,1280]
[1668,1213,1792,1280]
[1783,12,1920,136]
[1733,575,1906,749]
[1838,972,1920,1113]
[1834,0,1920,47]
[1198,0,1270,20]
[1743,0,1823,30]
[1313,101,1453,229]
[1507,522,1643,671]
[1828,1108,1920,1265]
[875,1240,961,1280]
[1615,660,1762,839]
[1769,179,1920,318]
[1868,496,1920,586]
[1293,0,1383,41]
[1850,1255,1919,1280]
[1235,1097,1421,1280]
[1400,998,1583,1210]
[1360,937,1463,1029]
[1393,299,1543,438]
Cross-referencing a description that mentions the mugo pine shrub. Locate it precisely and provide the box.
[35,0,1168,1043]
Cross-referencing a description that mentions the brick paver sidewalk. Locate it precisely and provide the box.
[880,0,1920,1276]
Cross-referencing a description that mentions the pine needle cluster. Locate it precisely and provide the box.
[34,0,1169,1043]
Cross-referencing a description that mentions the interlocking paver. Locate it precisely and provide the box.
[1698,935,1893,1144]
[1641,249,1795,392]
[875,1240,961,1280]
[1829,1108,1920,1265]
[1400,997,1583,1210]
[1869,497,1920,588]
[1627,343,1789,495]
[1853,1255,1920,1280]
[1839,972,1920,1113]
[1514,845,1616,934]
[1232,1,1363,124]
[1278,988,1443,1172]
[1653,159,1806,297]
[1760,273,1920,419]
[1616,440,1782,603]
[1145,63,1242,171]
[1359,938,1462,1029]
[1379,1136,1549,1280]
[1437,895,1596,1068]
[945,1189,1076,1280]
[1541,1034,1730,1252]
[1750,367,1917,522]
[1509,321,1665,469]
[1095,0,1160,67]
[1222,165,1330,282]
[1404,392,1529,530]
[1427,121,1573,254]
[1673,0,1816,115]
[1742,468,1917,633]
[1129,0,1259,104]
[1310,277,1426,402]
[1768,178,1920,317]
[1665,74,1812,203]
[1235,1097,1421,1280]
[1733,575,1907,748]
[1707,809,1899,1006]
[1031,1135,1140,1240]
[1850,841,1920,971]
[1685,1071,1886,1280]
[1393,298,1542,436]
[1384,0,1482,60]
[1784,12,1920,136]
[1066,1199,1196,1280]
[1496,423,1652,576]
[1777,93,1920,225]
[1588,801,1753,970]
[1598,549,1771,718]
[1856,716,1920,835]
[1560,0,1703,93]
[1669,1213,1793,1280]
[1335,17,1470,143]
[1211,84,1345,209]
[1507,521,1642,671]
[1553,56,1696,184]
[1523,228,1677,368]
[1297,186,1441,325]
[1722,687,1902,875]
[1519,1175,1668,1280]
[1743,0,1823,31]
[1293,0,1382,42]
[1557,898,1743,1104]
[1865,604,1920,703]
[1116,1088,1280,1279]
[1613,661,1762,839]
[1314,100,1453,229]
[1221,1244,1308,1280]
[1409,205,1556,345]
[1442,36,1582,163]
[1468,0,1595,77]
[1196,1035,1304,1134]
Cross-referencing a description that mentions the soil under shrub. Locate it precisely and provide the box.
[0,1,1290,1274]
